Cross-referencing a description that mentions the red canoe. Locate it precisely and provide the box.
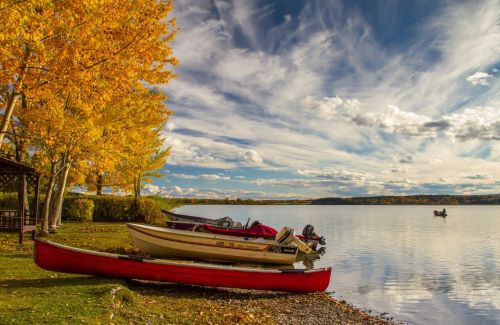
[34,239,331,293]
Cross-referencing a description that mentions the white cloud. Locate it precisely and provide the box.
[142,184,167,196]
[443,107,500,141]
[172,173,231,181]
[301,95,360,120]
[243,150,263,165]
[160,0,500,197]
[172,186,184,195]
[144,184,307,199]
[460,173,492,180]
[466,72,494,86]
[302,100,500,141]
[399,154,416,164]
[297,169,372,182]
[165,122,177,131]
[374,106,432,136]
[165,136,234,168]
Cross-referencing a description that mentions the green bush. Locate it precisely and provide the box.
[62,195,133,222]
[131,198,165,225]
[1,192,174,224]
[0,192,45,211]
[0,193,20,209]
[61,195,174,223]
[67,199,94,222]
[90,196,133,222]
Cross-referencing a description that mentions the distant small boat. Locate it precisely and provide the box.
[127,223,300,265]
[34,239,332,293]
[433,209,447,217]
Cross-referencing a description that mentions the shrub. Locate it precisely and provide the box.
[91,196,133,222]
[131,198,165,225]
[0,192,46,211]
[67,199,94,222]
[0,192,21,209]
[61,195,171,223]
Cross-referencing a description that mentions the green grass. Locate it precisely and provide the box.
[0,223,132,324]
[0,222,273,324]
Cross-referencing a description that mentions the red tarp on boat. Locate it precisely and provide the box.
[203,223,278,238]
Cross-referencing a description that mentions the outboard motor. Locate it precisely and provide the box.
[302,224,326,246]
[302,224,315,237]
[276,226,314,254]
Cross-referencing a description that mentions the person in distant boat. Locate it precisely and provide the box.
[443,208,446,214]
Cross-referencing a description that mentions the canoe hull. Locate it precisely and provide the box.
[127,223,298,265]
[33,239,331,293]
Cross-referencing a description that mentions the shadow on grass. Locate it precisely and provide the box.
[2,275,303,300]
[0,275,121,289]
[126,279,304,301]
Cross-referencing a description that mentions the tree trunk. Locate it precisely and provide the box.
[0,51,29,147]
[135,177,141,199]
[49,174,60,227]
[50,162,70,229]
[132,177,140,199]
[96,173,103,195]
[41,162,57,234]
[0,91,21,147]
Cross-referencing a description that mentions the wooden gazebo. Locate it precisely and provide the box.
[0,156,40,243]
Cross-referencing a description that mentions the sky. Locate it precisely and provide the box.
[144,0,500,199]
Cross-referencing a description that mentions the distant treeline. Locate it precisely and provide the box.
[311,194,500,205]
[159,194,500,205]
[156,197,311,205]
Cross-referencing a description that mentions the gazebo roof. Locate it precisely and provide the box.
[0,156,40,176]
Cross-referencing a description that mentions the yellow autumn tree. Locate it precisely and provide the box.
[5,0,178,233]
[0,0,54,146]
[1,0,177,146]
[83,88,171,196]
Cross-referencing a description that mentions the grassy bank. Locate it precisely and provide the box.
[0,223,394,324]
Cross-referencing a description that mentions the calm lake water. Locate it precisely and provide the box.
[175,205,500,325]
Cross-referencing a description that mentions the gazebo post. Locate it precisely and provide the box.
[33,175,40,239]
[19,173,26,244]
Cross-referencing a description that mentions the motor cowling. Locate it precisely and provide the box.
[276,226,314,254]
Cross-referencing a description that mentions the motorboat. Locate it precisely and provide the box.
[164,210,326,247]
[433,209,447,217]
[127,223,303,265]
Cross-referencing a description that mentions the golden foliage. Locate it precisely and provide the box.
[1,0,177,195]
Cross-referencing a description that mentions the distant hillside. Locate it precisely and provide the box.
[311,194,500,205]
[149,197,312,205]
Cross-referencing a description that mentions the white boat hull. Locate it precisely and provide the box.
[127,223,298,265]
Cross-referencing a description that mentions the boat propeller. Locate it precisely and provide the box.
[276,226,314,254]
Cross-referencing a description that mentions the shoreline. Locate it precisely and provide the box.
[1,222,399,324]
[121,280,399,324]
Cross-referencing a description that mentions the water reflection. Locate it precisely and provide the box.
[177,205,500,325]
[297,247,326,269]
